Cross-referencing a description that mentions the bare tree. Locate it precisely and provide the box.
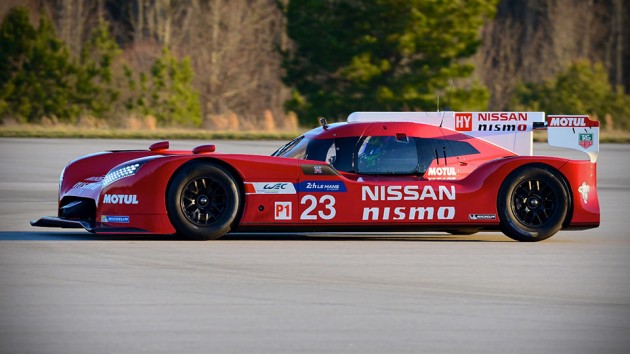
[111,0,288,128]
[183,0,288,127]
[42,0,103,56]
[611,0,623,90]
[477,0,626,109]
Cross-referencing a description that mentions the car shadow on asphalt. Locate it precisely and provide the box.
[0,231,513,242]
[0,231,179,241]
[225,232,513,242]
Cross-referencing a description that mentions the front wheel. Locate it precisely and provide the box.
[498,166,569,242]
[166,162,240,240]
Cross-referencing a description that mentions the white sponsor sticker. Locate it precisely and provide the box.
[100,215,130,223]
[469,214,496,220]
[250,182,296,194]
[274,201,292,220]
[103,194,139,205]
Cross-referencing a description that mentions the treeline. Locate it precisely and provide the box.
[479,0,630,130]
[0,7,200,128]
[0,0,290,130]
[0,0,628,130]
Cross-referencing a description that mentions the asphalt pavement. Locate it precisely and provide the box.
[0,138,629,354]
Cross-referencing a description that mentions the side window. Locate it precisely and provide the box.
[297,137,360,173]
[416,138,437,173]
[416,138,480,174]
[325,141,337,164]
[449,140,479,156]
[304,138,334,162]
[357,136,418,174]
[330,137,359,172]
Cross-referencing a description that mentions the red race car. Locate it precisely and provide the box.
[32,111,600,242]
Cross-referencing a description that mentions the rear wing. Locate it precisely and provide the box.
[543,115,600,163]
[347,112,600,163]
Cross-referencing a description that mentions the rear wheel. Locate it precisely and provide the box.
[498,166,569,242]
[166,162,240,240]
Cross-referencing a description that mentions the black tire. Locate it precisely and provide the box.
[498,165,569,242]
[166,162,240,240]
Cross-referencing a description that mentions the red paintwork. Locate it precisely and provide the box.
[51,121,599,235]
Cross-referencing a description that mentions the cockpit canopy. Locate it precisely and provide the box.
[272,122,480,175]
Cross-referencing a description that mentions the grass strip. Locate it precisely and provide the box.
[0,126,302,141]
[1,125,629,143]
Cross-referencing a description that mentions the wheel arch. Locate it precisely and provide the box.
[497,162,574,229]
[165,157,247,230]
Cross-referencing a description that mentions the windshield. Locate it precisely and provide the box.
[271,136,309,159]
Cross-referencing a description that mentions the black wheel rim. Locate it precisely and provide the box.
[511,178,557,227]
[180,177,229,226]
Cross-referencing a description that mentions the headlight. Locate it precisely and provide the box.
[59,164,67,199]
[59,164,67,188]
[103,162,144,187]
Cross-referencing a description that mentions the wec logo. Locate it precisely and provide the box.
[103,194,138,205]
[264,183,289,190]
[251,182,297,194]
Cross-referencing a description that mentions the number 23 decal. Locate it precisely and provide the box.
[300,195,336,220]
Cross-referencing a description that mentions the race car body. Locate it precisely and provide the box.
[32,111,600,241]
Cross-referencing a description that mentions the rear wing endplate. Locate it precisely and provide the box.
[537,115,600,163]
